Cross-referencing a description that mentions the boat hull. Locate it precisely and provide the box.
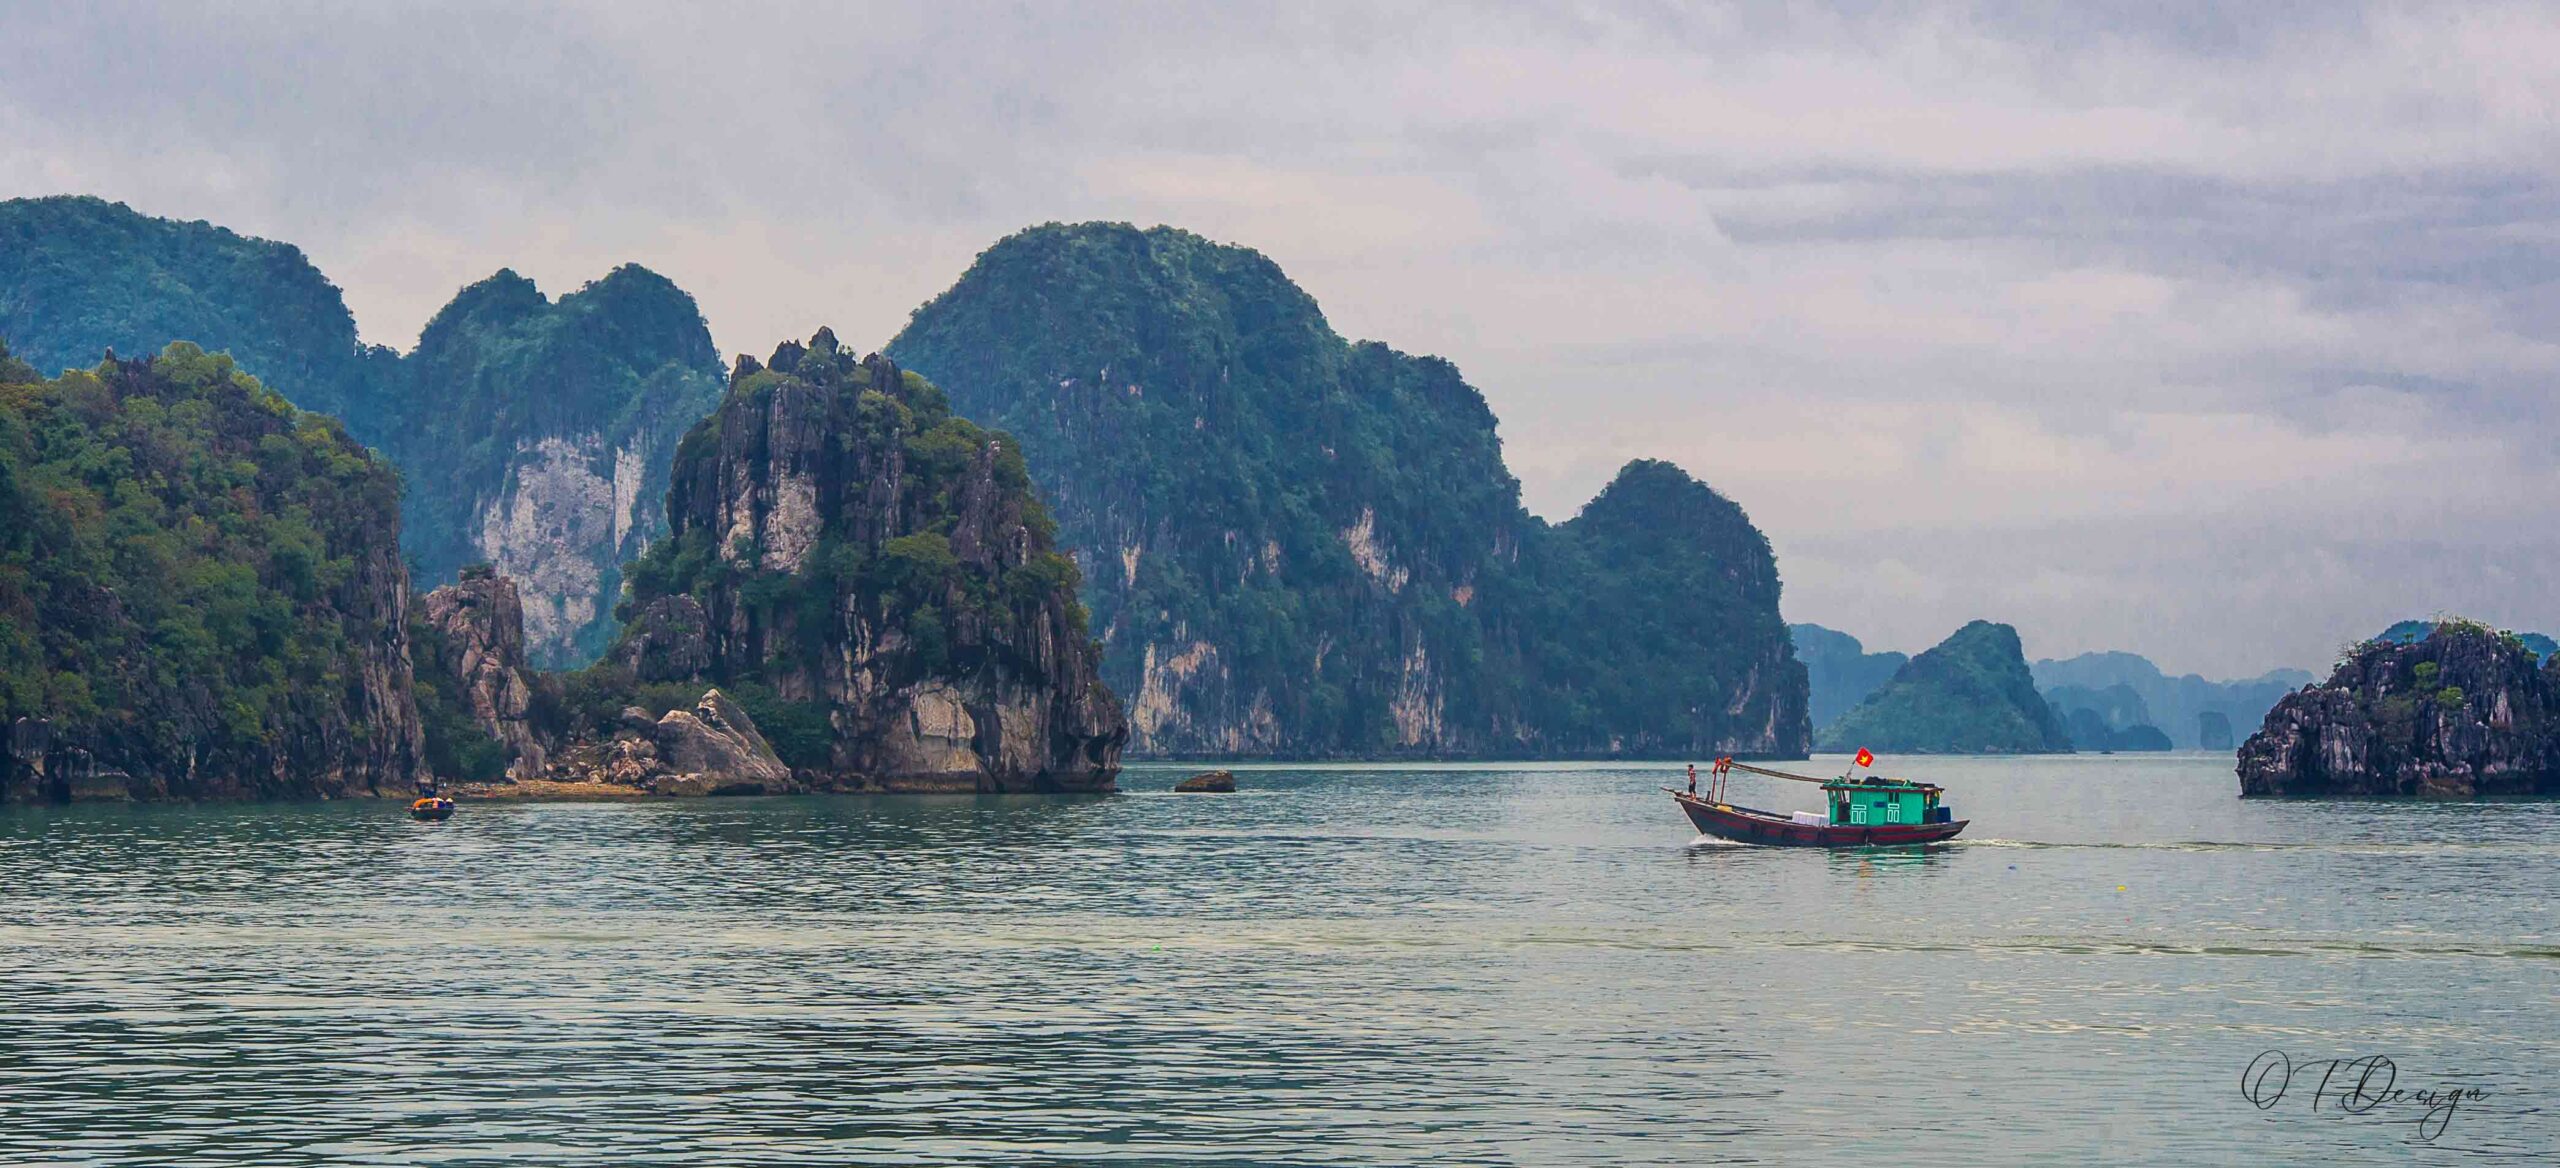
[1674,792,1964,848]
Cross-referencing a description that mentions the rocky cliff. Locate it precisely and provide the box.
[607,332,1126,792]
[0,343,424,800]
[417,568,546,781]
[0,198,726,669]
[2238,621,2560,797]
[1817,620,2071,754]
[888,222,1807,758]
[390,267,725,666]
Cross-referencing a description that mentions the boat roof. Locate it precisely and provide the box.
[1820,777,1942,793]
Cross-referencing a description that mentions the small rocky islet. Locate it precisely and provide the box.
[2238,620,2560,798]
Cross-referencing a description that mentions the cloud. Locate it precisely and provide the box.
[3,1,2553,677]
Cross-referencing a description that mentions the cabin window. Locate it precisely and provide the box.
[1884,801,1899,824]
[1849,804,1867,825]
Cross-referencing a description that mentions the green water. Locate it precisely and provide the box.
[0,755,2551,1164]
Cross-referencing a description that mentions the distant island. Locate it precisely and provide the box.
[1816,621,2072,754]
[1797,621,2309,754]
[2031,653,2309,751]
[1790,624,1908,730]
[2240,619,2560,797]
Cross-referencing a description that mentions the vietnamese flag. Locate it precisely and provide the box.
[1854,748,1875,768]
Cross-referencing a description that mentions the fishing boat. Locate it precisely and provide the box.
[1668,757,1966,847]
[410,796,456,821]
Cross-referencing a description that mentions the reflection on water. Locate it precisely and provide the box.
[0,755,2552,1164]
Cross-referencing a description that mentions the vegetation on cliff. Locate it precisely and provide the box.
[0,341,423,798]
[2240,619,2560,797]
[389,267,724,666]
[0,197,726,669]
[2377,619,2555,663]
[585,331,1125,791]
[0,196,390,419]
[888,222,1806,758]
[1817,620,2071,754]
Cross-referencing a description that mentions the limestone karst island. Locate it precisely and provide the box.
[3,199,2555,804]
[2,12,2556,1157]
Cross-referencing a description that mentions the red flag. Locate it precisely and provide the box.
[1854,748,1875,768]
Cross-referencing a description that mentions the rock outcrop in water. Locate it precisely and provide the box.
[602,332,1126,792]
[1816,621,2072,754]
[2238,620,2560,797]
[0,343,424,800]
[888,222,1807,760]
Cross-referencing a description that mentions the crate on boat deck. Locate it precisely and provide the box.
[1789,810,1826,826]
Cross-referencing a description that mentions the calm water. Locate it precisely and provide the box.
[1,754,2552,1165]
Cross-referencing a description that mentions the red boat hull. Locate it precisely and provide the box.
[1673,791,1965,848]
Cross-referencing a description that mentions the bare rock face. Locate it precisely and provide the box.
[2238,622,2560,797]
[652,689,790,793]
[612,595,713,683]
[394,266,727,669]
[420,568,547,780]
[616,334,1127,792]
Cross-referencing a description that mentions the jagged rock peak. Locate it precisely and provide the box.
[620,330,1127,791]
[2238,620,2560,798]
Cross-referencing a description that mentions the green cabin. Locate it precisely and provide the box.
[1823,778,1943,827]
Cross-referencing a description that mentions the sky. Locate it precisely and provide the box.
[5,2,2556,678]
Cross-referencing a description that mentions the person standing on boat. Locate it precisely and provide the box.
[1686,763,1698,796]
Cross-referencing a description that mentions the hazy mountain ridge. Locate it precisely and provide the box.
[1790,623,1908,730]
[2033,650,2312,749]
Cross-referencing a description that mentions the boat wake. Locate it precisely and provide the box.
[1958,837,2558,855]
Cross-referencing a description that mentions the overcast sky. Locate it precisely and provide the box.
[7,2,2555,677]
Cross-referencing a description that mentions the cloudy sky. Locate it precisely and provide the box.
[7,2,2555,677]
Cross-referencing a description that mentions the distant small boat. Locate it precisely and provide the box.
[1669,758,1965,848]
[410,796,456,821]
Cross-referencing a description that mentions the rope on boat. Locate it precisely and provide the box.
[1706,757,1941,792]
[1716,759,1831,785]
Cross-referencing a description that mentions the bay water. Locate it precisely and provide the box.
[1,754,2551,1164]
